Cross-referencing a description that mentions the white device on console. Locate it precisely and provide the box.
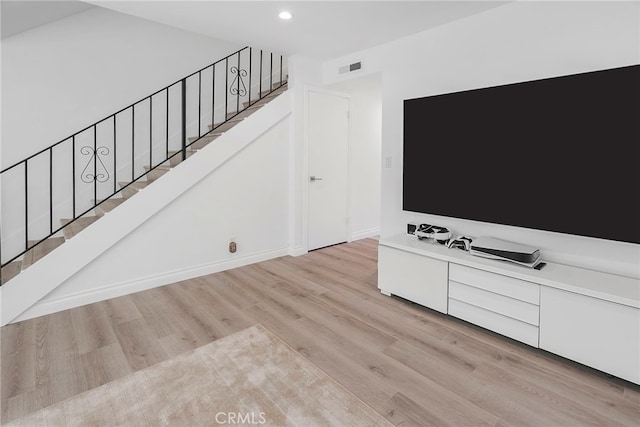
[414,224,452,242]
[470,236,542,268]
[447,236,473,251]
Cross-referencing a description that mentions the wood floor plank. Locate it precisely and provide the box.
[1,321,36,424]
[293,316,502,427]
[479,343,640,425]
[101,295,143,325]
[2,238,638,425]
[232,280,307,323]
[334,238,379,259]
[623,387,640,406]
[317,289,454,346]
[244,304,395,409]
[471,361,628,427]
[253,258,332,296]
[276,255,378,299]
[69,303,117,354]
[199,274,263,310]
[29,311,88,416]
[145,287,216,347]
[80,342,133,390]
[5,388,42,424]
[218,263,281,288]
[176,279,254,338]
[267,280,397,351]
[442,322,631,398]
[318,244,379,273]
[381,392,454,427]
[1,321,35,399]
[40,366,88,410]
[129,286,180,340]
[157,285,232,344]
[383,339,481,395]
[157,331,202,359]
[112,318,168,371]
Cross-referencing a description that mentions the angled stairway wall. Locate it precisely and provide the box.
[2,6,241,168]
[1,92,292,325]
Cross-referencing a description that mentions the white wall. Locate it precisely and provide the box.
[39,119,289,297]
[10,103,292,323]
[1,6,241,168]
[329,75,382,240]
[322,1,640,278]
[1,6,243,263]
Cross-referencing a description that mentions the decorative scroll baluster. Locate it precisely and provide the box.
[80,146,110,183]
[230,66,248,96]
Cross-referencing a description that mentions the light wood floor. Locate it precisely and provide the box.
[2,238,639,425]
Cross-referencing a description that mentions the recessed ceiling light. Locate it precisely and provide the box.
[278,11,293,20]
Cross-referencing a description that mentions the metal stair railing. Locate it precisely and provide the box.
[0,46,287,275]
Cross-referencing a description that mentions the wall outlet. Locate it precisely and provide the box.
[229,241,237,253]
[385,157,392,168]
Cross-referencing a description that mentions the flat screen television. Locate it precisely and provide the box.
[403,64,640,245]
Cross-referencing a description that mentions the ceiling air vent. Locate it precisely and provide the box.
[338,61,362,75]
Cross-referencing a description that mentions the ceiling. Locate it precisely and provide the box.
[90,1,509,60]
[1,1,95,39]
[2,1,510,59]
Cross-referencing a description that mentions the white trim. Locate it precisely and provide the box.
[302,85,310,252]
[11,247,289,323]
[350,227,380,242]
[288,245,308,257]
[287,86,298,256]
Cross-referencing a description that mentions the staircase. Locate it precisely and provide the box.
[1,46,287,285]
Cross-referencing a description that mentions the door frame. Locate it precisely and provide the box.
[303,85,352,251]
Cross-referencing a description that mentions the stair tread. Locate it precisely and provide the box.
[244,87,286,106]
[1,261,22,285]
[188,134,223,150]
[121,186,138,199]
[226,104,264,120]
[97,198,126,213]
[144,165,171,171]
[168,148,197,154]
[168,149,196,166]
[142,165,171,182]
[256,82,287,97]
[209,119,243,133]
[188,133,222,143]
[60,216,100,239]
[60,215,99,226]
[22,237,66,268]
[120,181,150,190]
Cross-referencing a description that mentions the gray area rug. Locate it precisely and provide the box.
[8,324,390,426]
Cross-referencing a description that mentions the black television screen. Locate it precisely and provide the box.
[403,65,640,244]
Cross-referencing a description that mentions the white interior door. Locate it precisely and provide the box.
[307,90,349,251]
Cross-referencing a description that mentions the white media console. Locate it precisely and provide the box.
[378,234,640,384]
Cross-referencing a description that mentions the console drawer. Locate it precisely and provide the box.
[450,264,539,304]
[449,281,539,326]
[449,298,539,347]
[378,245,449,313]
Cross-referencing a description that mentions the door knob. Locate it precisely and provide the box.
[309,176,323,182]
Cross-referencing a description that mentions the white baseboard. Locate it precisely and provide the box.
[350,227,380,242]
[12,247,288,323]
[288,245,307,257]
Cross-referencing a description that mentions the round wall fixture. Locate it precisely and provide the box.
[278,11,293,20]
